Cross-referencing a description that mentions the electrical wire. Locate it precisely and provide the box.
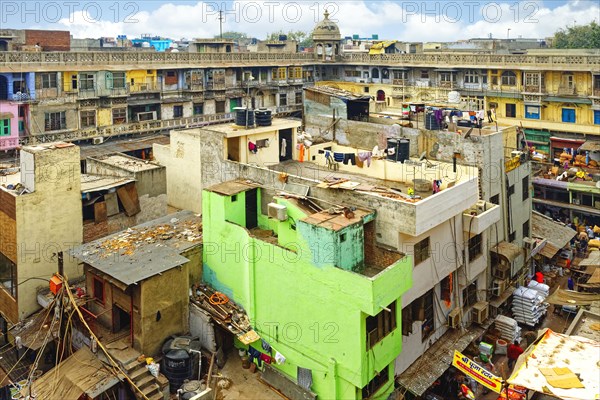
[0,299,55,386]
[59,273,150,400]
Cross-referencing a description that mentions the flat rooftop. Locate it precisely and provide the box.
[205,179,260,196]
[204,118,301,138]
[21,141,76,153]
[80,174,134,193]
[90,153,162,172]
[70,210,201,286]
[301,208,372,231]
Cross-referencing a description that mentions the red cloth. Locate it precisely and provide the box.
[507,344,524,360]
[535,272,544,283]
[566,258,571,269]
[259,353,272,364]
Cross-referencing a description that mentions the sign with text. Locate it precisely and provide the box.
[452,350,504,394]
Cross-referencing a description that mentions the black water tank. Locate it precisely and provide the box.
[234,107,255,127]
[425,113,440,130]
[279,34,287,41]
[398,139,410,163]
[387,138,398,161]
[255,109,272,126]
[163,349,192,393]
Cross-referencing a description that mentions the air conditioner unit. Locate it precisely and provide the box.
[448,307,462,329]
[472,301,489,325]
[493,264,510,280]
[523,237,535,251]
[492,279,508,297]
[267,203,288,221]
[92,137,104,145]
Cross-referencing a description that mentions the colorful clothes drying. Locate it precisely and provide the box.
[357,151,372,167]
[343,153,356,165]
[333,152,344,162]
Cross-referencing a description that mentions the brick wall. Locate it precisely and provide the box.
[25,30,70,51]
[363,220,403,269]
[83,220,108,243]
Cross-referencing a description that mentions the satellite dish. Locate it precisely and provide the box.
[419,151,427,161]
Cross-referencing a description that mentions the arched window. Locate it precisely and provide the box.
[372,68,380,79]
[376,90,385,101]
[501,71,516,86]
[0,41,8,52]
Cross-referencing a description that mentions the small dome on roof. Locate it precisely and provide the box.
[312,10,341,41]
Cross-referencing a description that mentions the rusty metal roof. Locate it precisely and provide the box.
[532,211,577,259]
[69,210,201,286]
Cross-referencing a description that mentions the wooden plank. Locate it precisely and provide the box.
[116,183,140,217]
[0,287,18,323]
[0,190,16,220]
[94,201,107,222]
[104,192,119,216]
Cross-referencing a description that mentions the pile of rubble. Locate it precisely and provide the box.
[97,218,202,257]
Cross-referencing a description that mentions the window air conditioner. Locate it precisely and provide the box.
[92,137,104,145]
[472,301,489,325]
[268,203,288,221]
[448,307,462,329]
[492,279,507,297]
[493,264,510,280]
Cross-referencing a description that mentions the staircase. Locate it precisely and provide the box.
[104,340,164,400]
[122,358,164,400]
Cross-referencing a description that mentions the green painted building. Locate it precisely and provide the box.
[202,180,413,400]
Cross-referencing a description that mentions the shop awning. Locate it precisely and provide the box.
[579,252,600,267]
[490,241,522,263]
[508,329,599,400]
[532,211,577,259]
[544,96,592,105]
[396,326,485,396]
[545,288,600,306]
[579,141,600,152]
[20,347,120,399]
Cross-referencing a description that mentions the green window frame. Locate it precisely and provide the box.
[0,119,10,136]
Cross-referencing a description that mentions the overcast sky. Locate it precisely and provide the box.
[1,1,598,42]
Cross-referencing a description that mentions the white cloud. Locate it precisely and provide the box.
[56,1,599,42]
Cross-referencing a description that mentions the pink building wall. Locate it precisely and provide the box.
[0,102,19,151]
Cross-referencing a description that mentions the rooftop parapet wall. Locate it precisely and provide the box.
[1,51,598,72]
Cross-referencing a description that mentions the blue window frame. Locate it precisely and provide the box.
[562,108,576,123]
[594,110,600,125]
[525,105,540,119]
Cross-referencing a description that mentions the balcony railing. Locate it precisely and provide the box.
[2,51,597,72]
[18,106,302,147]
[523,85,546,94]
[130,83,159,93]
[557,84,576,95]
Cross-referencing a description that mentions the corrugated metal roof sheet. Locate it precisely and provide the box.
[397,325,486,396]
[532,211,577,259]
[20,347,120,399]
[579,140,600,152]
[69,210,201,286]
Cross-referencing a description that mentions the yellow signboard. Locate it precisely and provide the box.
[505,156,521,173]
[452,350,504,394]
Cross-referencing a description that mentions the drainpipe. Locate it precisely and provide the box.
[248,239,256,321]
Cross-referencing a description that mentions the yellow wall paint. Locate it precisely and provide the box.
[127,69,157,91]
[97,108,112,127]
